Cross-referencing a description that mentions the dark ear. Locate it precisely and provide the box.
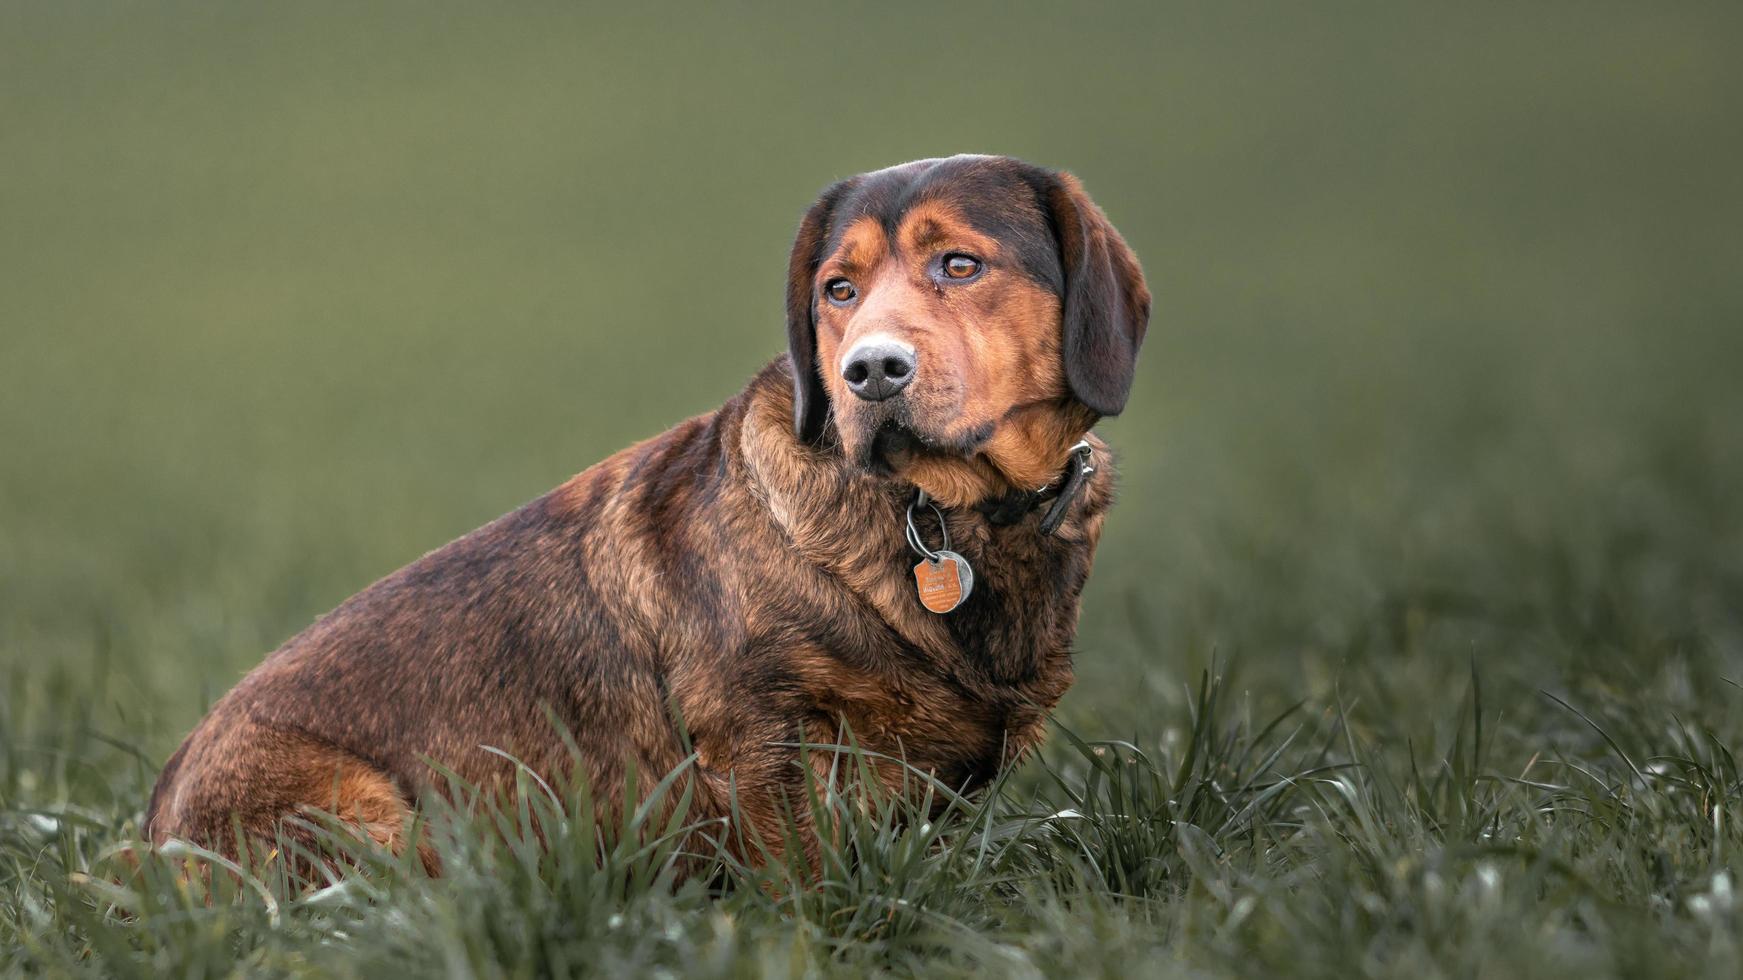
[785,181,850,443]
[1043,172,1150,417]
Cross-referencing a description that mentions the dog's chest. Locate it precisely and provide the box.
[788,529,1088,786]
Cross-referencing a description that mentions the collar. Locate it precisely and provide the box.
[973,440,1097,536]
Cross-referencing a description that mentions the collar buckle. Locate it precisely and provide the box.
[1037,441,1095,536]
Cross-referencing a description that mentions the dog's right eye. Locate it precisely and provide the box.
[825,279,857,304]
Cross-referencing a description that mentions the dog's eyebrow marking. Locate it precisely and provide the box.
[899,201,998,256]
[909,218,948,250]
[827,216,889,275]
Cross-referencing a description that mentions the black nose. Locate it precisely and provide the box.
[841,342,916,402]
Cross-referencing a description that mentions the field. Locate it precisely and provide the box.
[3,3,1742,976]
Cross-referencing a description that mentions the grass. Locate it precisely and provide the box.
[5,2,1743,976]
[10,649,1743,977]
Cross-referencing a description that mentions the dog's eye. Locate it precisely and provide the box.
[825,279,857,304]
[942,254,981,279]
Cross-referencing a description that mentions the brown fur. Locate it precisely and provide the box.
[145,154,1148,876]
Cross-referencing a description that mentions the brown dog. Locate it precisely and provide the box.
[144,154,1149,873]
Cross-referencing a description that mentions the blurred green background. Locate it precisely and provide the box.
[3,2,1740,771]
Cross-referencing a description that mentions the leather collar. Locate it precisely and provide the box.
[974,440,1096,536]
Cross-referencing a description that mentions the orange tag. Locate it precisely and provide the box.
[913,550,973,613]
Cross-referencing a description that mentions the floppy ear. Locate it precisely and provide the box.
[785,182,850,443]
[1044,172,1151,417]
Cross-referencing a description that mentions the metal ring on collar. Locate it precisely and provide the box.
[905,489,950,561]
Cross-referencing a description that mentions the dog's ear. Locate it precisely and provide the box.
[1042,171,1150,417]
[785,181,851,443]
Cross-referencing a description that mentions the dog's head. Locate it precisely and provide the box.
[785,155,1149,507]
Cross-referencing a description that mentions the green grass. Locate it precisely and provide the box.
[10,656,1743,977]
[4,2,1743,976]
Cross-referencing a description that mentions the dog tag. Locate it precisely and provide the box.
[913,550,974,613]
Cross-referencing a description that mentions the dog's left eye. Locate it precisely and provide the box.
[942,254,981,279]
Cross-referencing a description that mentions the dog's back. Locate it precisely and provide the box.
[145,391,756,861]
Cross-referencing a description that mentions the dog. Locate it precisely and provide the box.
[144,154,1149,874]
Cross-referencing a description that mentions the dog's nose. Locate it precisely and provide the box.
[841,341,916,402]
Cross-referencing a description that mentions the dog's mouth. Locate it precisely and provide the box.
[865,419,923,475]
[856,412,994,476]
